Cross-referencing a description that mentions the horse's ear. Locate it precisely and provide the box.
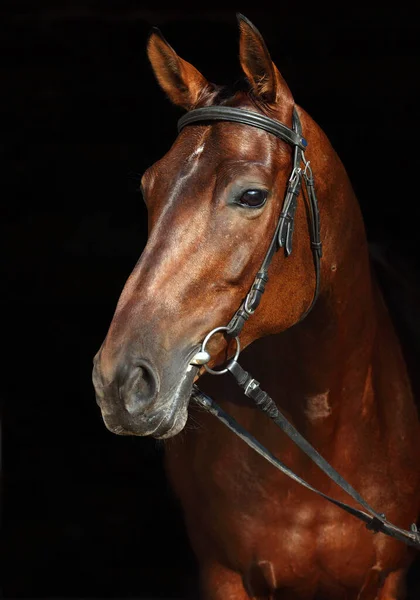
[147,28,214,110]
[237,14,293,108]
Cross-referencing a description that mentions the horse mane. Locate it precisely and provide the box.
[213,77,251,102]
[197,76,290,122]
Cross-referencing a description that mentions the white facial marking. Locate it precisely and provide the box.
[188,142,205,161]
[187,129,209,164]
[304,391,331,421]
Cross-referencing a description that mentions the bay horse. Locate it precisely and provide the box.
[92,14,420,599]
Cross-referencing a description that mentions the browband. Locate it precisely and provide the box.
[178,106,308,152]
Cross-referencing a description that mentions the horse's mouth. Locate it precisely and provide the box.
[151,408,189,439]
[105,408,188,439]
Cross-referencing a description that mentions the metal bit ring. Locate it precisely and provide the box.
[201,326,241,375]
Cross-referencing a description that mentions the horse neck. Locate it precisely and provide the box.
[243,108,378,433]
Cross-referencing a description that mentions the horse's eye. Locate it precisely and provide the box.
[237,189,268,208]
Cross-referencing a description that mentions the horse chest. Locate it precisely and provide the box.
[210,497,372,592]
[168,446,375,595]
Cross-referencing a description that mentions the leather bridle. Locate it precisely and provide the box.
[178,106,322,337]
[177,105,420,549]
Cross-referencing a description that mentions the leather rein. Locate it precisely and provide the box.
[177,105,420,549]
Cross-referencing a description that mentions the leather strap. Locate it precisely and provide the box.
[192,384,420,549]
[225,108,321,336]
[184,105,419,550]
[178,106,308,151]
[178,105,320,337]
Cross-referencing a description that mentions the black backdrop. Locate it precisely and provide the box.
[3,3,420,598]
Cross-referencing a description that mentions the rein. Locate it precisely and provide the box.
[178,105,420,549]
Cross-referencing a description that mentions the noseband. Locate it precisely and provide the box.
[178,106,322,338]
[178,105,420,549]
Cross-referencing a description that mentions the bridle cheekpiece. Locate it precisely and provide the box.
[178,105,322,340]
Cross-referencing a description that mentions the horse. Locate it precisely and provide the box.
[92,14,420,599]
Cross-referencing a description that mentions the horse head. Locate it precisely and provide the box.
[92,15,328,439]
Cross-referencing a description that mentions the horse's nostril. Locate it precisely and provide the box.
[136,365,157,400]
[122,362,159,414]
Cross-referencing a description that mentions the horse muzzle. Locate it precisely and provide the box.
[92,352,197,438]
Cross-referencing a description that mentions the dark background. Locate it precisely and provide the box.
[2,2,420,598]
